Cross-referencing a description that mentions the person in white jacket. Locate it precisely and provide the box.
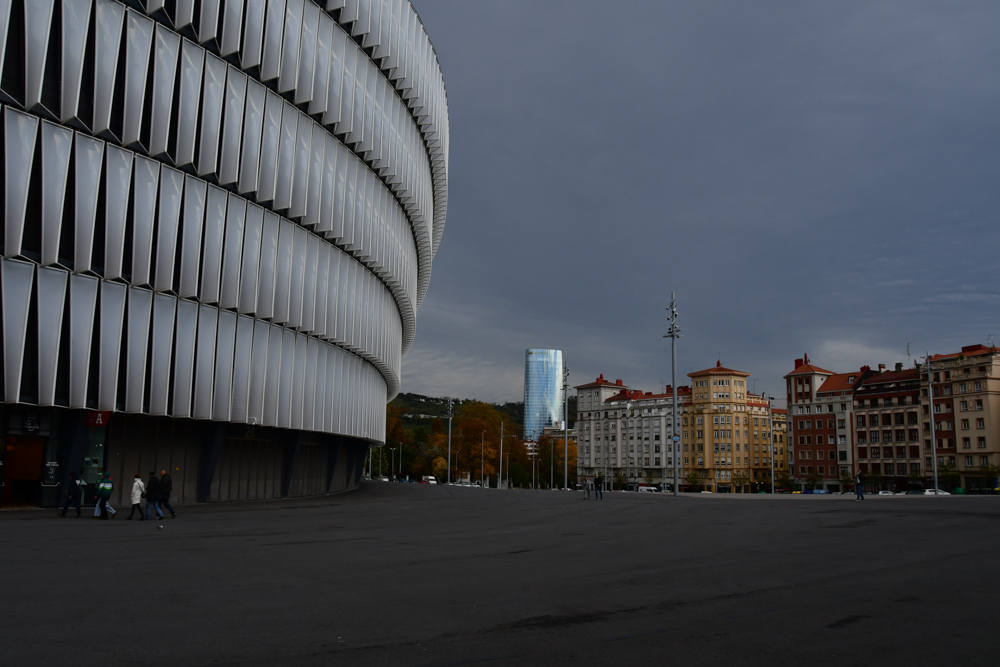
[126,473,146,520]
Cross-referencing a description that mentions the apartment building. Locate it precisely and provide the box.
[574,375,693,487]
[604,386,691,487]
[922,344,1000,490]
[854,365,922,491]
[574,375,629,482]
[785,355,875,492]
[745,394,788,490]
[684,362,787,492]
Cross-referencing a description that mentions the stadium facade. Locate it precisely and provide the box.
[0,0,447,509]
[523,349,564,442]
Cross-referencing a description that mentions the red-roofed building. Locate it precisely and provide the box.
[854,364,921,492]
[575,376,693,489]
[785,355,873,492]
[919,345,1000,491]
[683,361,782,492]
[575,375,629,486]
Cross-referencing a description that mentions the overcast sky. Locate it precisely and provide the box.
[402,0,1000,406]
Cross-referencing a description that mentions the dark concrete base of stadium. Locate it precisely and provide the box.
[0,405,368,510]
[3,486,999,665]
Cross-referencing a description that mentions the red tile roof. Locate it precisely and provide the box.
[604,386,692,403]
[929,344,998,362]
[688,360,750,377]
[785,362,834,378]
[574,373,625,390]
[860,368,920,387]
[816,372,860,394]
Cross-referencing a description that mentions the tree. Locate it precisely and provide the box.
[866,468,883,492]
[979,463,1000,490]
[732,471,750,493]
[535,433,577,489]
[775,471,791,491]
[804,471,823,491]
[432,457,447,480]
[754,468,772,492]
[839,470,855,492]
[937,463,959,491]
[683,469,703,490]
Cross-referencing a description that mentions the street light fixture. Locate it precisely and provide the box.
[763,392,774,494]
[926,353,940,495]
[446,398,453,485]
[390,447,396,481]
[563,364,570,491]
[481,430,485,488]
[664,292,681,497]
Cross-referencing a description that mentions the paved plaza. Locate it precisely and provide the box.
[2,485,998,666]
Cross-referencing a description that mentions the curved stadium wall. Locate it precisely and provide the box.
[0,0,447,508]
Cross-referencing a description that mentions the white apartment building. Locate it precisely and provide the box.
[575,375,690,488]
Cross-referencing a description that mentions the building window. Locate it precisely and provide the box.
[963,438,971,449]
[965,456,973,467]
[979,438,987,449]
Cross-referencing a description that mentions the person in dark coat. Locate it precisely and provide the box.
[159,469,177,518]
[61,472,82,517]
[145,471,164,520]
[594,475,603,500]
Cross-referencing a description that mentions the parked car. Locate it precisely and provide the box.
[878,490,895,496]
[637,485,660,493]
[923,489,951,495]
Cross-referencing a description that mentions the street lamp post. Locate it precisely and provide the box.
[481,430,485,488]
[446,399,453,485]
[622,400,633,490]
[563,364,570,491]
[664,292,681,497]
[398,441,403,479]
[926,353,940,494]
[390,447,396,481]
[765,393,774,494]
[499,419,504,489]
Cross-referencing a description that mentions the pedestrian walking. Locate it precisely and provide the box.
[855,471,865,501]
[583,476,591,500]
[145,471,164,520]
[61,472,82,517]
[127,473,146,520]
[595,475,603,500]
[96,473,114,520]
[159,469,177,518]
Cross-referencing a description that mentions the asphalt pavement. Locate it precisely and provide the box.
[2,484,997,666]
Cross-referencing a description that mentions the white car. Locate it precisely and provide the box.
[923,489,951,495]
[878,490,895,496]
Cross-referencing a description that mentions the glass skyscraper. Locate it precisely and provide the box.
[524,350,565,441]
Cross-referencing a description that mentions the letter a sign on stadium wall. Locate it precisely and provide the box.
[85,411,112,426]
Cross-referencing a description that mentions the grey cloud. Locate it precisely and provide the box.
[408,0,1000,403]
